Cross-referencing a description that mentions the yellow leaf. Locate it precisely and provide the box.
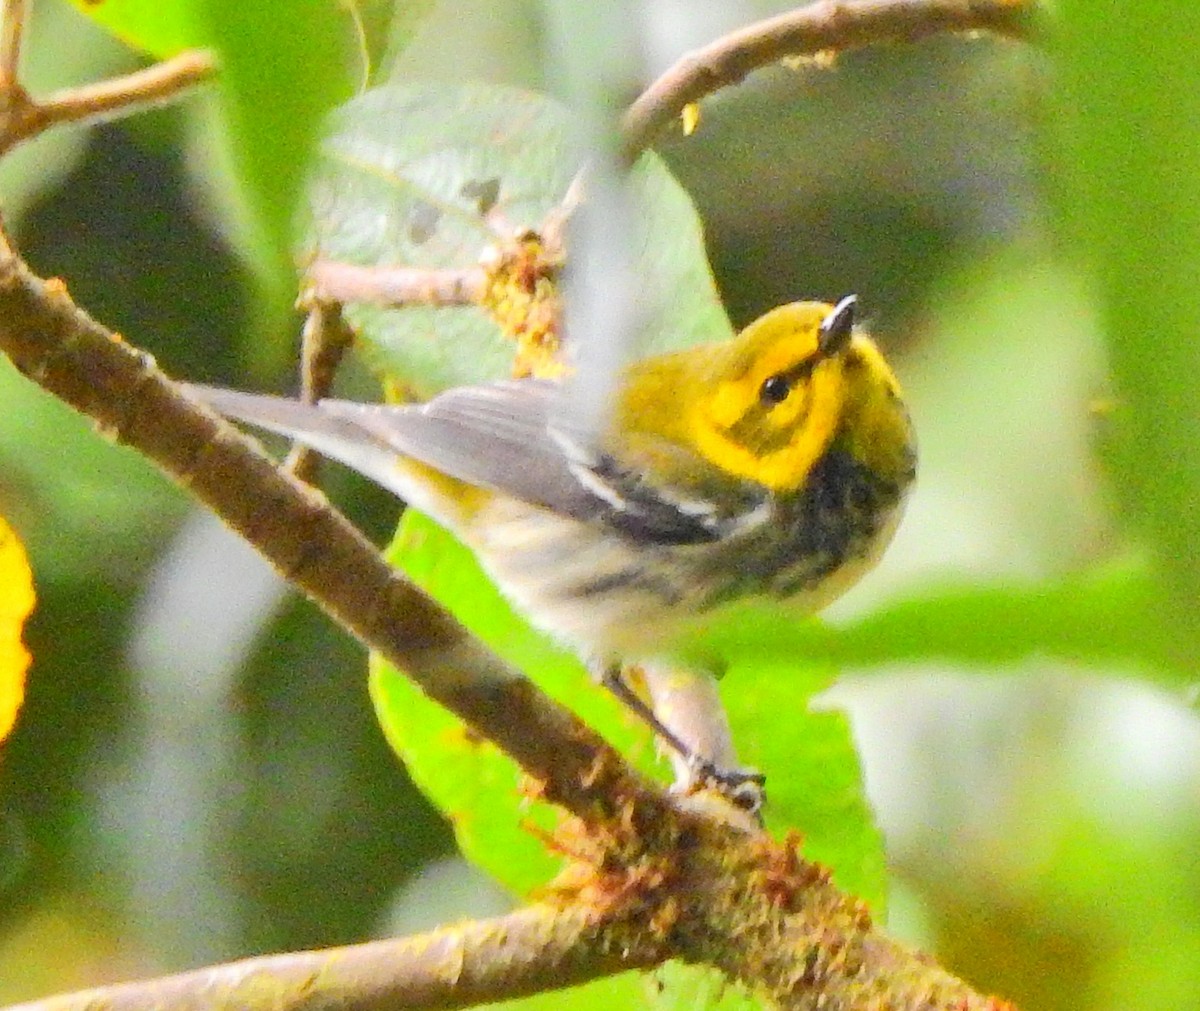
[0,515,34,744]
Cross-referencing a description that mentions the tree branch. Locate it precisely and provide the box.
[36,50,215,129]
[0,228,668,831]
[284,296,359,483]
[0,47,215,157]
[621,0,1042,158]
[4,819,1014,1011]
[306,259,487,307]
[4,904,664,1011]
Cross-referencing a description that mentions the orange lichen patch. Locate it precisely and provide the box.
[750,831,838,915]
[517,773,549,803]
[0,515,34,744]
[42,277,69,297]
[479,230,565,380]
[648,893,681,938]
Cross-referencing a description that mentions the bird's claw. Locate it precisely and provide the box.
[684,755,767,815]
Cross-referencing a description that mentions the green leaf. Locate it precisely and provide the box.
[731,662,887,912]
[684,559,1185,685]
[369,510,668,896]
[1055,1,1200,650]
[309,81,732,396]
[67,0,195,57]
[482,972,649,1011]
[350,0,440,87]
[72,0,357,371]
[647,962,761,1011]
[0,361,183,584]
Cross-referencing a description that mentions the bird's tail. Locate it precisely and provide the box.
[180,383,480,527]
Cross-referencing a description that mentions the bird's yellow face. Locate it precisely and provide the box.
[688,302,847,491]
[683,300,910,494]
[614,299,913,499]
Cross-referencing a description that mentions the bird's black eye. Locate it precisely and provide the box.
[759,374,792,405]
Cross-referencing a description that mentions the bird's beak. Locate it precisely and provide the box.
[817,294,857,358]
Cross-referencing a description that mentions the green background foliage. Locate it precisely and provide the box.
[1,2,1199,1010]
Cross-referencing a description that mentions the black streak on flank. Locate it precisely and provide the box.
[569,566,685,606]
[692,445,907,609]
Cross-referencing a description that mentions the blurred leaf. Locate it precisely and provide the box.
[195,2,355,369]
[72,0,357,371]
[309,81,732,396]
[648,962,761,1011]
[66,0,195,56]
[0,514,34,744]
[0,894,138,1004]
[341,0,436,86]
[0,363,183,584]
[369,510,667,897]
[484,971,648,1011]
[1055,2,1200,649]
[684,559,1187,685]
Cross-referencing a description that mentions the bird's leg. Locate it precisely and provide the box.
[597,663,765,813]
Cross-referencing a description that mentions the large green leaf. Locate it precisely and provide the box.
[370,509,886,906]
[372,509,883,1010]
[308,81,733,396]
[731,661,887,912]
[67,0,195,56]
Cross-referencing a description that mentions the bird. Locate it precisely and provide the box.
[183,295,916,807]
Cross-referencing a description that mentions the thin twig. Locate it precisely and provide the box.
[37,49,216,129]
[285,297,358,482]
[307,259,488,307]
[4,904,662,1011]
[621,0,1042,158]
[0,48,215,157]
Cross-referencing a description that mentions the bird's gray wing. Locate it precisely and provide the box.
[186,379,723,545]
[320,380,606,520]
